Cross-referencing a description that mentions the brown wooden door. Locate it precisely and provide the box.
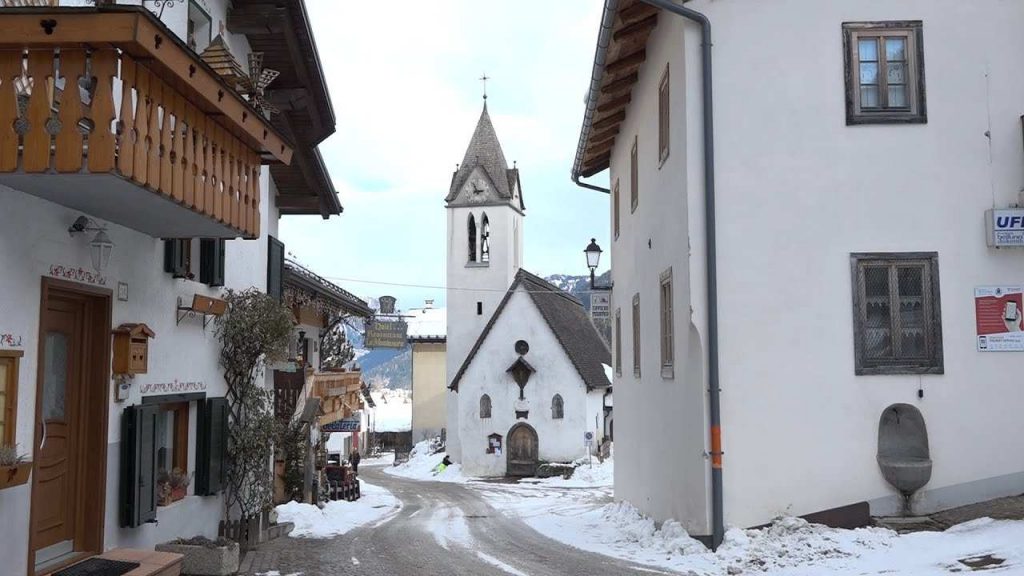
[506,424,538,477]
[32,295,84,555]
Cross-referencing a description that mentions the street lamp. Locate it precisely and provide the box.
[583,238,613,291]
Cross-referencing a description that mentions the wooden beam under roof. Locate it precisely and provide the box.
[617,0,660,26]
[605,48,646,76]
[613,13,658,42]
[600,72,639,96]
[597,93,631,114]
[592,111,626,132]
[589,125,620,146]
[587,137,616,157]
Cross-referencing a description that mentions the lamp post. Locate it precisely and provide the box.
[583,238,613,291]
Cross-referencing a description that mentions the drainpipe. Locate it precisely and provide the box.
[637,0,723,550]
[570,0,618,195]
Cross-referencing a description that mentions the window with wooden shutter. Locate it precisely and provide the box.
[613,179,620,240]
[267,236,285,301]
[120,404,159,528]
[163,239,190,278]
[659,64,670,164]
[851,252,943,374]
[614,308,622,376]
[196,397,228,496]
[200,239,226,287]
[660,268,674,379]
[0,350,21,446]
[630,137,639,213]
[843,21,926,125]
[632,293,641,378]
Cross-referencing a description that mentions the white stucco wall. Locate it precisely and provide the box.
[454,289,596,477]
[606,0,1024,534]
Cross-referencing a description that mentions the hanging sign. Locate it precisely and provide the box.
[590,293,610,320]
[986,209,1024,248]
[975,286,1024,351]
[364,319,408,348]
[322,417,361,433]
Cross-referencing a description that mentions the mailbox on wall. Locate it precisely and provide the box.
[112,323,156,375]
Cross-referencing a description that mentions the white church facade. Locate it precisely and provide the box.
[445,105,611,476]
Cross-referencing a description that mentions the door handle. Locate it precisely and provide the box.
[39,420,47,451]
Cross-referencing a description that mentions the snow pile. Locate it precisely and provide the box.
[521,453,613,488]
[275,481,400,539]
[383,439,468,483]
[370,389,411,433]
[600,501,710,557]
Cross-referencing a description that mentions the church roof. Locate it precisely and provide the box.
[449,269,612,393]
[446,104,525,211]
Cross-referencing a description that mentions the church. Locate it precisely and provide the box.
[444,102,611,477]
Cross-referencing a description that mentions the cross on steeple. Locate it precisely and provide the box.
[479,73,490,100]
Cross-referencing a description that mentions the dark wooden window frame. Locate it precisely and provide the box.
[157,401,190,478]
[630,136,639,213]
[0,350,22,446]
[613,179,621,240]
[658,64,670,166]
[843,21,927,125]
[659,267,674,379]
[632,293,641,378]
[850,252,943,375]
[614,308,622,376]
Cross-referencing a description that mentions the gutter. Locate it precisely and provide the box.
[571,0,725,550]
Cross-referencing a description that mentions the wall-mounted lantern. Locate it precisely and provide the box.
[68,215,114,272]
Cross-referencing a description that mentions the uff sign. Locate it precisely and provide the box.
[987,209,1024,247]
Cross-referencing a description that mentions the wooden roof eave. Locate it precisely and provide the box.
[0,7,294,165]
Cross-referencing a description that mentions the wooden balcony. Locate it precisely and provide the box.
[0,7,294,239]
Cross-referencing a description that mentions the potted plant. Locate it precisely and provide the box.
[168,468,192,502]
[157,469,173,506]
[156,536,240,576]
[0,444,31,491]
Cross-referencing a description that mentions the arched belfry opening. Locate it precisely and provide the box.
[468,213,477,262]
[481,213,491,262]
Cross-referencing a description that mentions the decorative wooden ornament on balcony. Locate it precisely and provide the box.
[200,35,246,88]
[239,52,280,117]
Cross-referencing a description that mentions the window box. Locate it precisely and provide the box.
[0,462,31,491]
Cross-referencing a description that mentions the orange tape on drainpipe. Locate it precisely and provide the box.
[710,425,722,469]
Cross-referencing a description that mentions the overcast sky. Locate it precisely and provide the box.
[278,0,611,310]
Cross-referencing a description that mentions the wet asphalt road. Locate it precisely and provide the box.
[248,465,675,576]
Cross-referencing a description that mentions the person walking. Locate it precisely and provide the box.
[350,450,361,475]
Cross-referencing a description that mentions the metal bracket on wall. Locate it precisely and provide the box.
[176,296,216,329]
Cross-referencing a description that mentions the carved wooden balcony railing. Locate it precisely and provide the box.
[0,8,294,239]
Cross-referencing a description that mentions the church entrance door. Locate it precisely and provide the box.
[506,423,538,477]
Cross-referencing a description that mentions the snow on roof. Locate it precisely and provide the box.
[406,306,447,341]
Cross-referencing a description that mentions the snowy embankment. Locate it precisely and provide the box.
[275,481,401,539]
[383,439,468,483]
[478,465,1024,575]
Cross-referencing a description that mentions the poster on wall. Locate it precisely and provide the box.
[975,286,1024,351]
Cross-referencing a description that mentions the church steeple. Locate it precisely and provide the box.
[446,103,525,212]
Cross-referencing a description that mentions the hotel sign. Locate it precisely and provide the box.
[364,319,408,348]
[986,209,1024,247]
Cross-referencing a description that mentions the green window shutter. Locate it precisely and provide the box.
[196,397,228,496]
[163,239,188,278]
[267,236,285,301]
[120,404,159,528]
[199,239,226,287]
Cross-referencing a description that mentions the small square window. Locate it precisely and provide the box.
[851,252,943,374]
[843,21,926,125]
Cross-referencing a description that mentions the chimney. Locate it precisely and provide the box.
[425,299,434,309]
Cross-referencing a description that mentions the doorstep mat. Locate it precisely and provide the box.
[53,558,141,576]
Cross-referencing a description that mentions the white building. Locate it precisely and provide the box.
[444,106,610,476]
[0,0,342,572]
[449,269,611,477]
[571,0,1024,548]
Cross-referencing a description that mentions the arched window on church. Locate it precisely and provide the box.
[481,213,491,263]
[551,394,564,420]
[480,394,492,419]
[468,214,477,262]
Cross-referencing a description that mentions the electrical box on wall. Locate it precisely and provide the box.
[112,323,156,375]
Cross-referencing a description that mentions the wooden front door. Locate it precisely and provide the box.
[30,280,111,572]
[506,423,538,477]
[32,294,84,556]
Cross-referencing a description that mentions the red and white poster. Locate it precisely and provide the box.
[975,286,1024,351]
